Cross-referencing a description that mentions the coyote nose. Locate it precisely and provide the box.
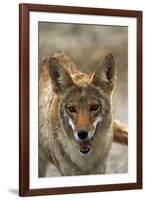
[77,130,88,140]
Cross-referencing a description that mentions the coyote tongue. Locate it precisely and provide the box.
[79,140,91,154]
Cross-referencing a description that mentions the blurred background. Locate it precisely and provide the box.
[39,22,128,175]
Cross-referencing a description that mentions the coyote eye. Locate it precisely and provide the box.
[90,104,100,112]
[67,106,76,113]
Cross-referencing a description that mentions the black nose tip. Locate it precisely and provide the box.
[77,130,88,140]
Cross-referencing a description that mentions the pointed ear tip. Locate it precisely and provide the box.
[106,53,114,59]
[105,53,115,64]
[49,57,60,72]
[49,57,58,65]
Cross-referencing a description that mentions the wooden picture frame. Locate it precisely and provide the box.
[19,3,142,196]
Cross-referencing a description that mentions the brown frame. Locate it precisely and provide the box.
[19,3,143,197]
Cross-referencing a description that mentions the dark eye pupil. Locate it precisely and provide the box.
[90,105,99,112]
[68,106,76,113]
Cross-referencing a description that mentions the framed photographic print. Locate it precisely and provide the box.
[19,3,142,196]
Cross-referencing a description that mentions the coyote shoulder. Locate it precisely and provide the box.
[39,52,122,176]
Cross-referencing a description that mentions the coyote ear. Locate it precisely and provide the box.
[91,53,116,92]
[49,57,74,94]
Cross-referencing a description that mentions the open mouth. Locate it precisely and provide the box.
[79,139,91,154]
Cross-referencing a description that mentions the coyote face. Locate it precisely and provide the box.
[62,86,104,154]
[39,52,116,176]
[49,54,115,155]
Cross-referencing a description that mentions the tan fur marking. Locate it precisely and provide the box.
[76,111,90,130]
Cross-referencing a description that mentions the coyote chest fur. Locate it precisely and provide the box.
[39,52,116,176]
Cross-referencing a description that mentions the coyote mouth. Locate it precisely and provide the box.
[79,139,91,154]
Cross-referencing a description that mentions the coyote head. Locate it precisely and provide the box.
[48,53,116,154]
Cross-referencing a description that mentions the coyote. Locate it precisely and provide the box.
[39,52,126,177]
